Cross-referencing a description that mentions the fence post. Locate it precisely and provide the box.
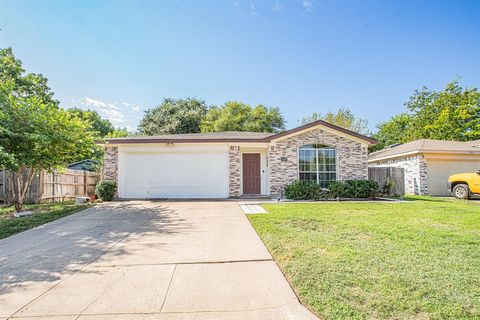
[1,171,5,203]
[84,171,88,196]
[52,172,56,203]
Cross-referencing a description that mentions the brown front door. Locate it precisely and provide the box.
[242,153,261,194]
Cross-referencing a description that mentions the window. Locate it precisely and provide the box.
[299,144,336,187]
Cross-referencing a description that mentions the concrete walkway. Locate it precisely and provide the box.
[0,201,317,319]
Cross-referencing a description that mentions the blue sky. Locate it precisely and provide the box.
[1,0,479,131]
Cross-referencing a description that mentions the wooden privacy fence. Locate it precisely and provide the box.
[0,169,100,204]
[368,167,405,196]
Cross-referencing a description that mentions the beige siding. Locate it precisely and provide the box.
[427,159,480,196]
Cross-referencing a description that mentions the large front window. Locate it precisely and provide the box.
[299,144,336,187]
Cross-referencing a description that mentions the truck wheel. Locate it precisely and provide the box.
[453,184,470,199]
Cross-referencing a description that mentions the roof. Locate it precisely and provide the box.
[67,159,98,172]
[369,139,480,161]
[105,120,377,144]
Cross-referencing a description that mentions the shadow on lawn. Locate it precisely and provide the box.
[0,201,192,297]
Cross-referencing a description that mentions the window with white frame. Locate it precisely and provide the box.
[298,144,336,187]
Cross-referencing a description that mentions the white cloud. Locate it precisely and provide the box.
[273,3,283,12]
[300,0,313,11]
[67,96,146,131]
[250,2,258,16]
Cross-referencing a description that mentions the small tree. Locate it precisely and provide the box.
[0,48,99,212]
[138,98,209,135]
[200,101,285,133]
[300,107,371,136]
[106,128,130,138]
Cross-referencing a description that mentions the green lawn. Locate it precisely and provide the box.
[0,201,95,239]
[249,197,480,320]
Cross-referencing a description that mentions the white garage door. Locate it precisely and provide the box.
[427,160,480,196]
[118,148,229,199]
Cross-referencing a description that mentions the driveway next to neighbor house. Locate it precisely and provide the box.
[0,201,317,320]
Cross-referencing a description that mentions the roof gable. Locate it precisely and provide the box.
[268,120,377,144]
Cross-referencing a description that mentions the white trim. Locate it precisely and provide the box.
[107,142,270,148]
[369,149,480,163]
[368,151,420,163]
[297,145,338,185]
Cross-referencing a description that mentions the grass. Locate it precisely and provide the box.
[0,201,95,239]
[248,197,480,320]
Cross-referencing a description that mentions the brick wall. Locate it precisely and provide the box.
[268,128,368,197]
[228,146,241,197]
[369,154,428,195]
[103,146,118,183]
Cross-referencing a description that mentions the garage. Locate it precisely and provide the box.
[369,139,480,196]
[118,146,229,199]
[427,159,480,196]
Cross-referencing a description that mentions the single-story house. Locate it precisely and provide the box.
[368,139,480,196]
[102,120,376,199]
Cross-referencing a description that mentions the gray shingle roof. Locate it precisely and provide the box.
[105,120,378,144]
[369,139,480,161]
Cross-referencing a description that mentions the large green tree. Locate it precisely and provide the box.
[371,113,412,151]
[300,107,371,136]
[0,48,99,212]
[138,98,209,135]
[372,80,480,151]
[0,48,57,106]
[200,101,285,133]
[66,107,115,137]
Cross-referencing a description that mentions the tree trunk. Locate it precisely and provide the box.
[13,167,37,213]
[15,168,24,212]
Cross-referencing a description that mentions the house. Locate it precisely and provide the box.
[368,139,480,196]
[102,120,376,199]
[67,159,98,172]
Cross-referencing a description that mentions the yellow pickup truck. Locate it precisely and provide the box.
[448,171,480,199]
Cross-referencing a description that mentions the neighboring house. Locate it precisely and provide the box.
[67,159,98,172]
[102,120,376,199]
[369,139,480,196]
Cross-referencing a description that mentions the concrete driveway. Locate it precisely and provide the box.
[0,201,317,319]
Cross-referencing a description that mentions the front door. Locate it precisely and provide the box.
[242,153,261,194]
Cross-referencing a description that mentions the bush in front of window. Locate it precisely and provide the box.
[284,180,328,200]
[95,180,117,201]
[328,180,379,199]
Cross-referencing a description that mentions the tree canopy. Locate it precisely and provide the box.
[300,107,371,136]
[138,98,208,135]
[0,47,99,211]
[106,128,130,138]
[66,107,115,137]
[0,47,57,106]
[200,101,285,133]
[372,80,480,151]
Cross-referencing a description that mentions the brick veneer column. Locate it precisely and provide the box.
[103,146,118,183]
[229,146,241,197]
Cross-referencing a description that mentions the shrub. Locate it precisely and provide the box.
[284,180,327,200]
[328,180,378,198]
[382,179,394,196]
[95,180,117,201]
